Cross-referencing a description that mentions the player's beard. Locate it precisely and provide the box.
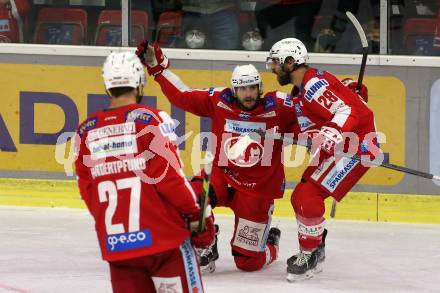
[237,96,258,111]
[277,71,291,86]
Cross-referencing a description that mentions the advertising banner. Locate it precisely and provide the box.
[0,64,405,186]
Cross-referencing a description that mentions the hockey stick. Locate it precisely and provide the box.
[254,130,440,181]
[198,152,215,232]
[330,197,338,218]
[346,11,369,92]
[329,12,369,218]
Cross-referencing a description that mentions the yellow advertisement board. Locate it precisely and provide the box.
[0,64,405,186]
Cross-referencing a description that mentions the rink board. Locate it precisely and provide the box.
[0,63,404,187]
[0,54,439,196]
[0,178,439,224]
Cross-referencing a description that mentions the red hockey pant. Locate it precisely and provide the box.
[292,157,370,251]
[190,171,278,272]
[109,239,204,293]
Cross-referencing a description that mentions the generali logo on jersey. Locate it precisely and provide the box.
[87,122,136,142]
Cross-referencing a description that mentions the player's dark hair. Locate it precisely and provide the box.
[108,87,136,98]
[284,56,295,64]
[284,56,308,71]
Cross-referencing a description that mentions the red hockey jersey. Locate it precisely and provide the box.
[75,103,200,262]
[0,0,28,43]
[155,69,299,199]
[293,68,379,154]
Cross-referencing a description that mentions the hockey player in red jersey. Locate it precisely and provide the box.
[266,38,380,282]
[74,51,215,293]
[135,40,297,273]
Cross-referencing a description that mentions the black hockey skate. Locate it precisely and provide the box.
[286,229,327,282]
[198,224,219,273]
[287,228,327,266]
[267,227,281,248]
[286,249,320,282]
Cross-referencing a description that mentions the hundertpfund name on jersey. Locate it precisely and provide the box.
[90,157,146,178]
[106,229,152,252]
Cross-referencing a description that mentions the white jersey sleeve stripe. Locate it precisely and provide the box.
[161,69,191,92]
[332,104,352,128]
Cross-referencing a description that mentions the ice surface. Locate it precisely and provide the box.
[1,206,439,293]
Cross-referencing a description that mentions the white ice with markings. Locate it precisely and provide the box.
[1,206,439,293]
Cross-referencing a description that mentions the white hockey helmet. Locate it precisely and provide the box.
[266,38,308,68]
[231,64,263,94]
[102,51,146,90]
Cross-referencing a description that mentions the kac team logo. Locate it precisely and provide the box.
[224,136,264,167]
